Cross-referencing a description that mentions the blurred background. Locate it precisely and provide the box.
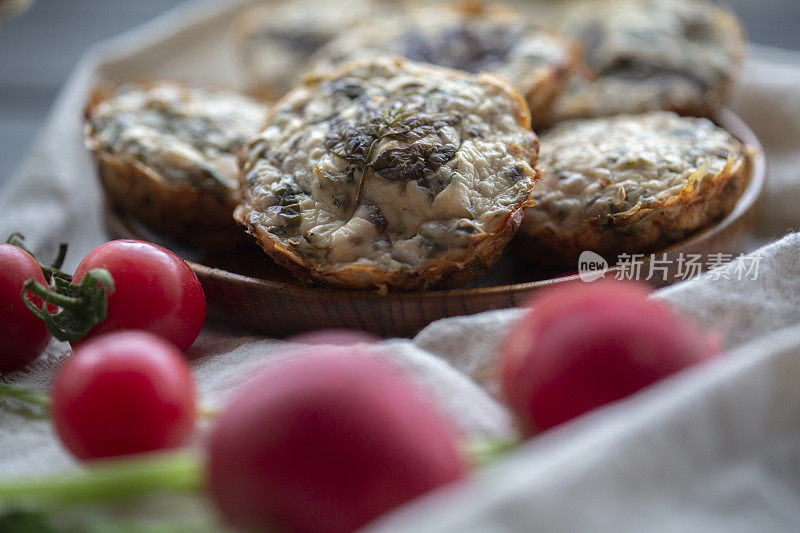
[0,0,798,186]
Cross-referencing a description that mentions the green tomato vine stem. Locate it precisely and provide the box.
[5,232,71,283]
[21,268,115,342]
[6,232,115,342]
[22,279,83,309]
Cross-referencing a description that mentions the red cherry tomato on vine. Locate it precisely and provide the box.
[0,244,50,372]
[73,240,206,351]
[51,330,197,460]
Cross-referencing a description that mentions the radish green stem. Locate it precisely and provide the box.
[0,452,204,507]
[0,381,219,419]
[0,383,50,408]
[196,405,221,419]
[462,436,521,468]
[0,439,519,510]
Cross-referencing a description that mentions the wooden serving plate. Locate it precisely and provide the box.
[105,108,765,338]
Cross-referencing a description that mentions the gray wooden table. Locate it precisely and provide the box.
[0,0,798,187]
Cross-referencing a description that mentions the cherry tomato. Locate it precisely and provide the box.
[51,330,196,460]
[0,244,50,372]
[73,240,206,351]
[501,280,719,434]
[209,348,465,533]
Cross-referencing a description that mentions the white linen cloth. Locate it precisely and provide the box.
[1,1,799,530]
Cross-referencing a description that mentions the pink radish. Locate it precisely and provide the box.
[501,280,720,434]
[208,348,466,532]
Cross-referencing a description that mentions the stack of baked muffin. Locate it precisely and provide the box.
[85,0,751,291]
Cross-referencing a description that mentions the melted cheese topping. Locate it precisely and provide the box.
[239,58,538,270]
[309,2,574,103]
[87,81,268,196]
[237,0,391,95]
[523,112,745,235]
[554,0,743,117]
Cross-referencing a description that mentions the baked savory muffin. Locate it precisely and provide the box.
[236,58,539,291]
[551,0,745,121]
[85,80,269,250]
[308,1,580,126]
[515,112,749,268]
[233,0,395,98]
